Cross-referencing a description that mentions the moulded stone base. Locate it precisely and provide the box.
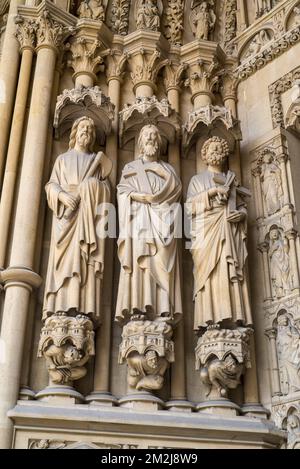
[35,385,84,405]
[165,400,194,412]
[18,387,36,401]
[118,391,165,411]
[196,399,241,416]
[85,392,118,407]
[241,403,270,419]
[8,401,286,449]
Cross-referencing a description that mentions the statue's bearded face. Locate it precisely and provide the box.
[206,141,227,166]
[76,120,94,150]
[141,128,160,158]
[145,352,158,369]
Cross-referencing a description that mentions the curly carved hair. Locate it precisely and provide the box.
[201,136,230,163]
[138,124,162,155]
[68,116,96,153]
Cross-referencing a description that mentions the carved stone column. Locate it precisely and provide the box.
[0,9,68,449]
[0,0,25,187]
[237,0,247,32]
[258,242,273,301]
[0,16,35,268]
[265,329,281,397]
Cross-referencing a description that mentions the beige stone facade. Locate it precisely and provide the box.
[1,0,300,450]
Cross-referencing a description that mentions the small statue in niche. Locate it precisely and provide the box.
[77,0,105,21]
[293,6,300,26]
[259,150,283,216]
[200,354,243,399]
[190,1,216,41]
[276,313,300,395]
[286,413,300,449]
[268,226,293,299]
[127,350,169,391]
[136,0,161,32]
[244,30,271,59]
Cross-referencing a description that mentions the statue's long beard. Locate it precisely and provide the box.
[77,133,91,150]
[143,142,159,158]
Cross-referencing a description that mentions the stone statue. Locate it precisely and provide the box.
[276,313,300,395]
[259,150,283,216]
[200,354,243,398]
[187,136,252,329]
[136,0,161,31]
[191,1,216,41]
[245,30,270,58]
[43,116,111,321]
[127,350,169,391]
[268,226,292,298]
[77,0,105,21]
[116,124,182,324]
[286,413,300,449]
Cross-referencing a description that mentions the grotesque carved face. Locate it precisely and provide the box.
[145,351,158,369]
[75,119,94,151]
[139,125,160,159]
[64,346,82,364]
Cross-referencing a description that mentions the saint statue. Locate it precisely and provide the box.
[77,0,105,21]
[276,313,300,395]
[269,226,292,298]
[116,124,182,324]
[191,1,216,41]
[260,150,283,216]
[187,136,252,329]
[43,116,111,321]
[136,0,161,31]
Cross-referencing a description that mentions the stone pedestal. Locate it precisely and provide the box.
[35,385,84,405]
[196,399,241,417]
[119,392,165,411]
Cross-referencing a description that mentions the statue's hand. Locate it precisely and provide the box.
[59,191,80,211]
[227,211,245,223]
[130,192,151,204]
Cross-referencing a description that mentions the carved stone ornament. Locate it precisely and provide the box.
[119,318,174,392]
[35,9,70,51]
[135,0,163,32]
[15,16,37,51]
[77,0,106,21]
[195,327,252,399]
[38,313,95,385]
[162,0,184,46]
[110,0,130,35]
[243,30,272,61]
[276,312,300,395]
[189,0,216,41]
[223,0,237,53]
[119,96,181,147]
[255,0,273,19]
[268,227,293,299]
[54,85,115,143]
[285,80,300,134]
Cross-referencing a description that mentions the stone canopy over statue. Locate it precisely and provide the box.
[116,124,183,325]
[187,136,253,330]
[43,116,112,322]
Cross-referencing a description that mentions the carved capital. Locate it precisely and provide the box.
[36,10,70,52]
[130,49,165,91]
[67,37,103,81]
[185,59,220,101]
[106,49,129,82]
[163,61,187,92]
[265,328,277,340]
[15,16,36,51]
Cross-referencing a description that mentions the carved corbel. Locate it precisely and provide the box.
[195,326,252,400]
[119,318,174,392]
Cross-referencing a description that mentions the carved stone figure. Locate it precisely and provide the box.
[127,350,169,391]
[200,354,243,398]
[119,318,174,391]
[116,124,182,324]
[136,0,161,31]
[187,137,252,329]
[190,1,216,41]
[77,0,105,21]
[276,313,300,395]
[245,30,271,59]
[38,313,95,385]
[259,150,283,216]
[268,226,292,298]
[286,413,300,449]
[43,116,111,321]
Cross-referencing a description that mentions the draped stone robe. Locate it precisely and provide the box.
[43,149,110,322]
[187,170,252,329]
[116,158,183,324]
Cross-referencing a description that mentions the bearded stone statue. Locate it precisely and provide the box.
[187,136,252,329]
[43,116,111,321]
[116,124,182,324]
